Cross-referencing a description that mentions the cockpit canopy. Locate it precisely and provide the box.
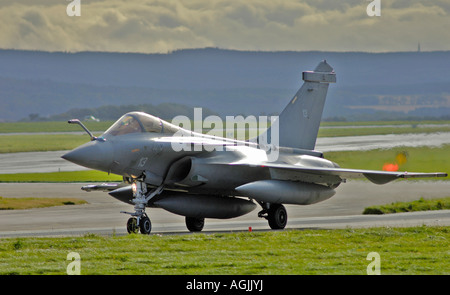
[103,112,180,137]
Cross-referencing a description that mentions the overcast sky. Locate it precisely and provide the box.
[1,0,449,53]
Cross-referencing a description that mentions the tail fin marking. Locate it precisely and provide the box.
[260,60,336,151]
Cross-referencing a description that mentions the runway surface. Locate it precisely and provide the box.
[0,181,449,237]
[315,132,450,152]
[1,132,450,173]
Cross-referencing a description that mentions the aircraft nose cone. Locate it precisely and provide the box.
[62,141,113,172]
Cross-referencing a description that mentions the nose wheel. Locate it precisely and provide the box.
[127,217,139,234]
[139,215,152,234]
[121,181,163,235]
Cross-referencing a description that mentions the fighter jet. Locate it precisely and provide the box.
[62,61,447,234]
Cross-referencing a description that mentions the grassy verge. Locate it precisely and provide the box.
[324,145,450,179]
[0,121,113,133]
[1,122,450,153]
[363,197,450,214]
[0,134,100,153]
[0,197,87,210]
[0,170,122,183]
[0,226,448,275]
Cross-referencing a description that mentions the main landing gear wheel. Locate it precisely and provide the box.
[267,204,287,230]
[127,217,139,234]
[185,217,205,232]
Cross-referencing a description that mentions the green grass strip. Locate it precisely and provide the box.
[363,197,450,214]
[0,121,113,133]
[0,197,87,210]
[0,134,95,153]
[0,170,122,183]
[2,122,450,153]
[0,226,448,275]
[324,144,450,179]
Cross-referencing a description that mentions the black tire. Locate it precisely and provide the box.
[139,216,152,235]
[127,217,139,234]
[185,217,205,232]
[268,204,287,230]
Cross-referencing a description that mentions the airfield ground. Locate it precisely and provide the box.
[0,121,449,275]
[1,226,448,275]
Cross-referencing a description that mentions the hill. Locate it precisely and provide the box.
[1,48,449,121]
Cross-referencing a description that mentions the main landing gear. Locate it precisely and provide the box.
[258,203,288,230]
[121,180,163,235]
[185,217,205,232]
[120,181,288,233]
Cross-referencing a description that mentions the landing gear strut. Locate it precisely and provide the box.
[258,203,288,230]
[121,180,163,234]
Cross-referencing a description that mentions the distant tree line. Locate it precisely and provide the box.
[22,102,450,123]
[21,103,220,122]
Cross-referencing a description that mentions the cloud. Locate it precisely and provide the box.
[0,0,449,53]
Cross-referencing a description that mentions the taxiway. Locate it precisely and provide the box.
[1,131,449,237]
[0,181,448,237]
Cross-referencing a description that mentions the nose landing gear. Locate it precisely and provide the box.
[121,181,163,234]
[126,214,152,234]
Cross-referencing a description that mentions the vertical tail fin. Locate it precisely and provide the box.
[259,60,336,150]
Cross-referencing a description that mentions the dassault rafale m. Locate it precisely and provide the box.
[62,61,447,234]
